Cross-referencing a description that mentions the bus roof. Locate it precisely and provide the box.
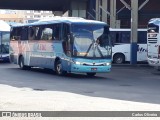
[0,20,10,31]
[149,18,160,25]
[12,17,108,27]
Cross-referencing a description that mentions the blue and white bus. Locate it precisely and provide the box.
[10,17,112,76]
[0,20,10,62]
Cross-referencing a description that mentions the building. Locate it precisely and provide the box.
[23,10,54,23]
[0,10,24,23]
[0,10,54,23]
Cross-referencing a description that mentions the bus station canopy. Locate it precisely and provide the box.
[0,0,75,11]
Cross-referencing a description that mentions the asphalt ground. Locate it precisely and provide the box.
[0,63,160,104]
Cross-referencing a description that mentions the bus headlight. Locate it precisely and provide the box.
[75,61,81,65]
[72,60,82,65]
[104,62,111,66]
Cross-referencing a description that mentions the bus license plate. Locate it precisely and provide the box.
[91,68,97,71]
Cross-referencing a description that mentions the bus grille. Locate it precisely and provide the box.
[82,62,105,66]
[148,38,157,43]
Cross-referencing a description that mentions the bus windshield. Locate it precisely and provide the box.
[71,24,111,58]
[148,24,159,33]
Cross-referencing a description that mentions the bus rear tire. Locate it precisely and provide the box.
[19,56,30,70]
[86,72,96,77]
[113,54,125,64]
[55,60,66,76]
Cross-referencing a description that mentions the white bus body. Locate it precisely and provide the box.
[147,18,160,68]
[0,20,10,61]
[110,28,147,64]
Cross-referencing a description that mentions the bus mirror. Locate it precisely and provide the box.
[107,35,114,47]
[111,40,114,47]
[98,35,112,47]
[67,34,71,41]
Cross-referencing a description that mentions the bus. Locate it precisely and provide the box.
[110,28,147,64]
[147,18,160,69]
[0,20,10,62]
[10,17,112,76]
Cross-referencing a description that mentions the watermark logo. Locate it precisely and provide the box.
[1,112,42,118]
[0,111,160,117]
[2,112,11,117]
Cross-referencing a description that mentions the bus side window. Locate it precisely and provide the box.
[40,26,53,40]
[138,31,147,44]
[116,32,120,43]
[11,27,21,40]
[53,24,60,40]
[28,26,40,40]
[21,27,28,40]
[110,32,116,44]
[10,28,15,41]
[120,31,130,43]
[28,27,36,40]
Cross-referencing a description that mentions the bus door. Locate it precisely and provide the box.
[61,23,72,71]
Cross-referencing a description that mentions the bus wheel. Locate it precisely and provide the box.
[86,73,96,77]
[19,56,30,70]
[113,54,125,64]
[55,60,66,75]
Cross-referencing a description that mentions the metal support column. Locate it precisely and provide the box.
[130,0,138,65]
[110,0,116,28]
[102,0,108,23]
[96,0,100,21]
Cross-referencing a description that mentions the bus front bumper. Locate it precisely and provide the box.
[0,56,10,62]
[71,64,111,73]
[148,58,160,66]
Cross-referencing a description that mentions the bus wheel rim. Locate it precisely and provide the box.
[57,64,62,74]
[20,60,23,68]
[116,58,122,63]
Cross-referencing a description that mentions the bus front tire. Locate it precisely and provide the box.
[19,56,30,70]
[113,54,125,64]
[86,72,96,77]
[55,60,66,76]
